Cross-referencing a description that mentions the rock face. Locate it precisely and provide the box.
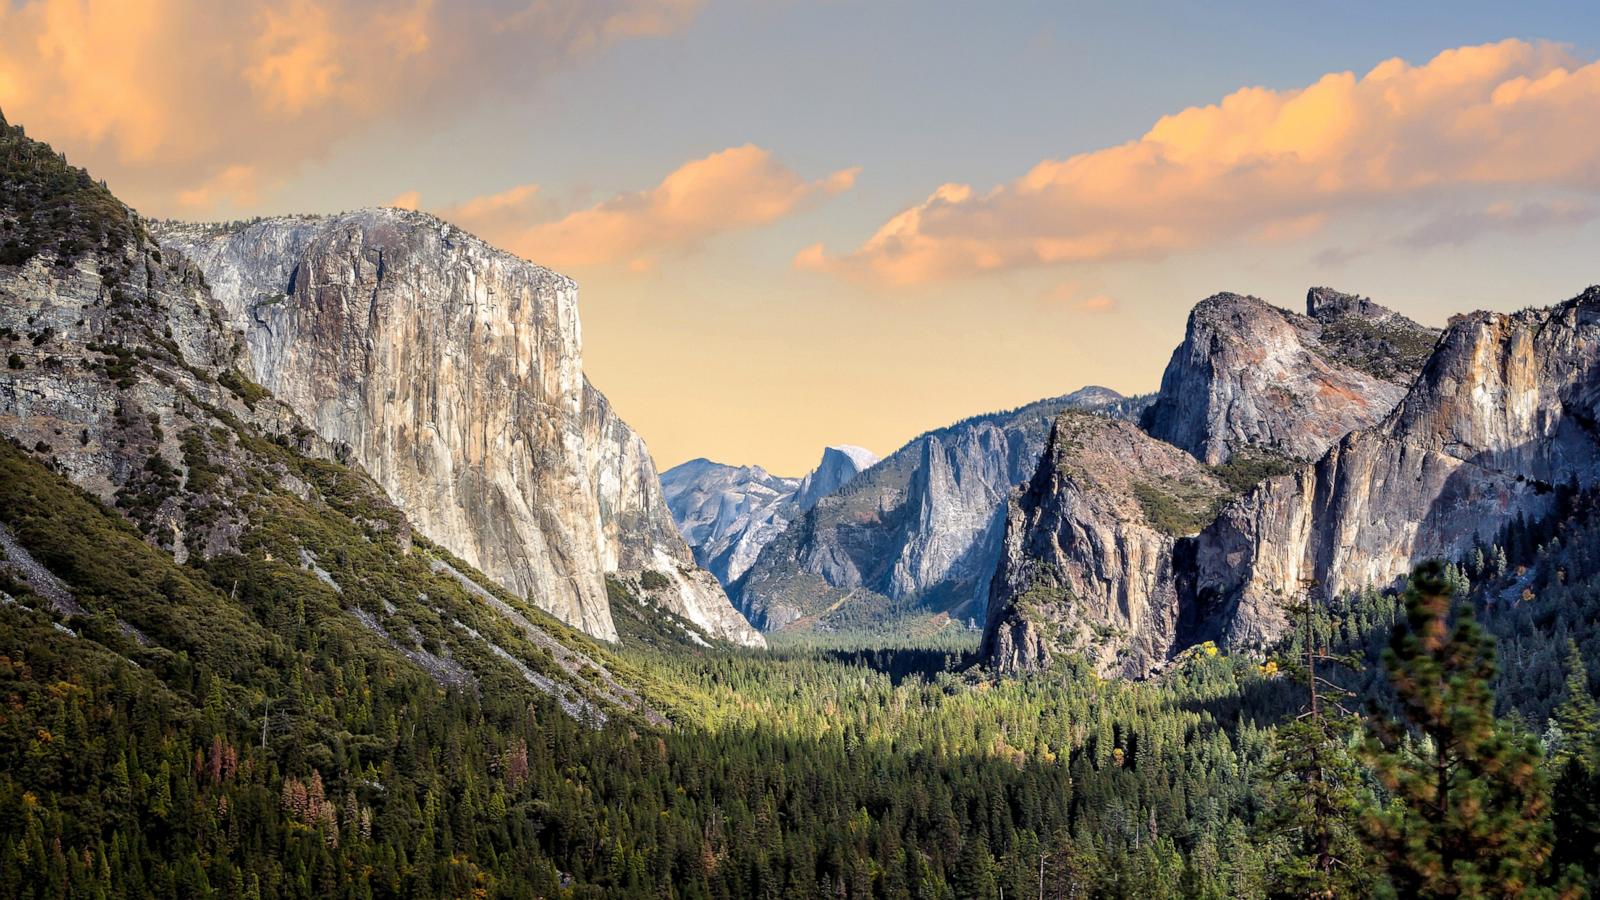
[0,123,283,566]
[795,445,879,511]
[661,444,876,586]
[981,413,1229,676]
[734,387,1150,631]
[0,118,708,726]
[1186,291,1600,650]
[157,210,761,647]
[1141,289,1438,464]
[984,287,1600,678]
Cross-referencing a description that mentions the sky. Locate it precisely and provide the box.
[4,0,1600,475]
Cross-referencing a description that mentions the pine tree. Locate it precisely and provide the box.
[1263,588,1370,899]
[953,835,999,900]
[1549,641,1600,893]
[1364,561,1554,898]
[1550,642,1596,770]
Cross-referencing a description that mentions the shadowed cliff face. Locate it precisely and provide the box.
[984,287,1600,678]
[981,414,1228,677]
[157,210,762,647]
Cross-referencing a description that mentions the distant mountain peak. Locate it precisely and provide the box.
[661,443,876,587]
[823,444,880,470]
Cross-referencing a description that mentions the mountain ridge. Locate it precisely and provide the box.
[661,443,878,587]
[732,386,1152,633]
[982,284,1600,677]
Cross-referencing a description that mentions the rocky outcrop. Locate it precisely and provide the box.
[795,445,878,512]
[1186,290,1600,650]
[984,287,1600,677]
[0,114,727,734]
[157,210,761,647]
[1141,289,1437,465]
[981,413,1230,676]
[661,444,876,586]
[734,387,1150,632]
[0,140,291,568]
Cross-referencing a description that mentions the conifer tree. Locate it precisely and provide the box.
[1364,561,1554,898]
[1549,641,1600,893]
[1263,587,1370,899]
[1550,642,1597,770]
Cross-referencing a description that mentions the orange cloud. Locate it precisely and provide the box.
[0,0,702,217]
[807,39,1600,285]
[386,190,422,211]
[441,146,858,269]
[1040,283,1117,313]
[177,165,267,210]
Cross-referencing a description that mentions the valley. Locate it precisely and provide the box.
[3,92,1600,900]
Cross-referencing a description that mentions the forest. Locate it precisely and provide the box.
[2,430,1600,899]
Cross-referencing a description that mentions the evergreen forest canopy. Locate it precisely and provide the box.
[4,427,1600,899]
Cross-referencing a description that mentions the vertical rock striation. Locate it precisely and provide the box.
[1187,291,1600,650]
[157,210,761,646]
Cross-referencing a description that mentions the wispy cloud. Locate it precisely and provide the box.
[1402,199,1597,249]
[0,0,703,216]
[436,145,858,270]
[801,40,1600,285]
[1041,283,1118,313]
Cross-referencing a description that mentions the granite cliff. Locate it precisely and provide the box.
[984,286,1600,677]
[156,210,761,647]
[0,113,690,724]
[981,413,1228,676]
[1186,290,1600,652]
[1141,289,1438,464]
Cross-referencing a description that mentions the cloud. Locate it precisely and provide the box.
[1311,245,1367,268]
[0,0,702,216]
[386,190,422,211]
[177,165,267,210]
[440,145,858,269]
[806,39,1600,285]
[436,184,554,243]
[1402,199,1597,248]
[1040,282,1118,313]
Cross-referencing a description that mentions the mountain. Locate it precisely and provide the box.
[794,444,879,511]
[661,444,877,586]
[1141,288,1438,465]
[733,387,1150,632]
[155,211,761,648]
[981,413,1231,676]
[1186,291,1600,652]
[983,286,1600,677]
[0,110,697,727]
